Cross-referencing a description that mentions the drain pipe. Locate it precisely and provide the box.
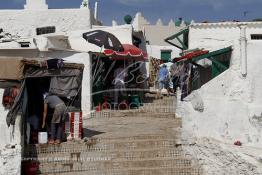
[239,24,247,77]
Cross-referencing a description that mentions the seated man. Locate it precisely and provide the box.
[42,94,67,144]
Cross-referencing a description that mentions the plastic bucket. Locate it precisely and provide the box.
[38,132,48,144]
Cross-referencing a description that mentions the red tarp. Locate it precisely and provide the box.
[173,50,209,62]
[104,44,148,61]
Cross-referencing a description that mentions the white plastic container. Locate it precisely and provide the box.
[38,132,48,144]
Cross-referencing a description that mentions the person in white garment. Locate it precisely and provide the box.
[113,64,127,107]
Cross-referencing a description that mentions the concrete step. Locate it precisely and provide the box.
[89,111,176,119]
[38,158,196,174]
[85,139,177,150]
[40,167,202,175]
[93,135,177,141]
[24,96,201,175]
[24,139,180,155]
[88,97,177,119]
[31,148,185,163]
[111,112,176,118]
[144,98,175,104]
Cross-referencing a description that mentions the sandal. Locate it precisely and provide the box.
[54,139,61,144]
[48,139,55,144]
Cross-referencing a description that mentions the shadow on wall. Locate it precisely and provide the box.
[191,51,232,91]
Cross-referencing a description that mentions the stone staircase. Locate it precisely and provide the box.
[23,96,202,175]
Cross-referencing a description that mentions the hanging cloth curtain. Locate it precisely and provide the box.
[49,76,80,97]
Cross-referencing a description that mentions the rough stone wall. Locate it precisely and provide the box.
[0,145,22,175]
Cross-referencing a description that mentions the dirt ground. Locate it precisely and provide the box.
[183,137,262,175]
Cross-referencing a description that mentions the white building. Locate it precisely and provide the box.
[0,1,148,172]
[177,21,262,148]
[24,0,48,10]
[0,0,101,38]
[132,12,188,61]
[0,0,101,174]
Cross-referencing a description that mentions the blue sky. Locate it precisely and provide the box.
[1,0,262,25]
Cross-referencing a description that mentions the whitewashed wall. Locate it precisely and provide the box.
[0,7,93,174]
[0,90,19,148]
[0,9,91,38]
[179,23,262,147]
[0,91,22,175]
[246,39,262,109]
[93,25,134,44]
[146,45,180,60]
[0,51,91,175]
